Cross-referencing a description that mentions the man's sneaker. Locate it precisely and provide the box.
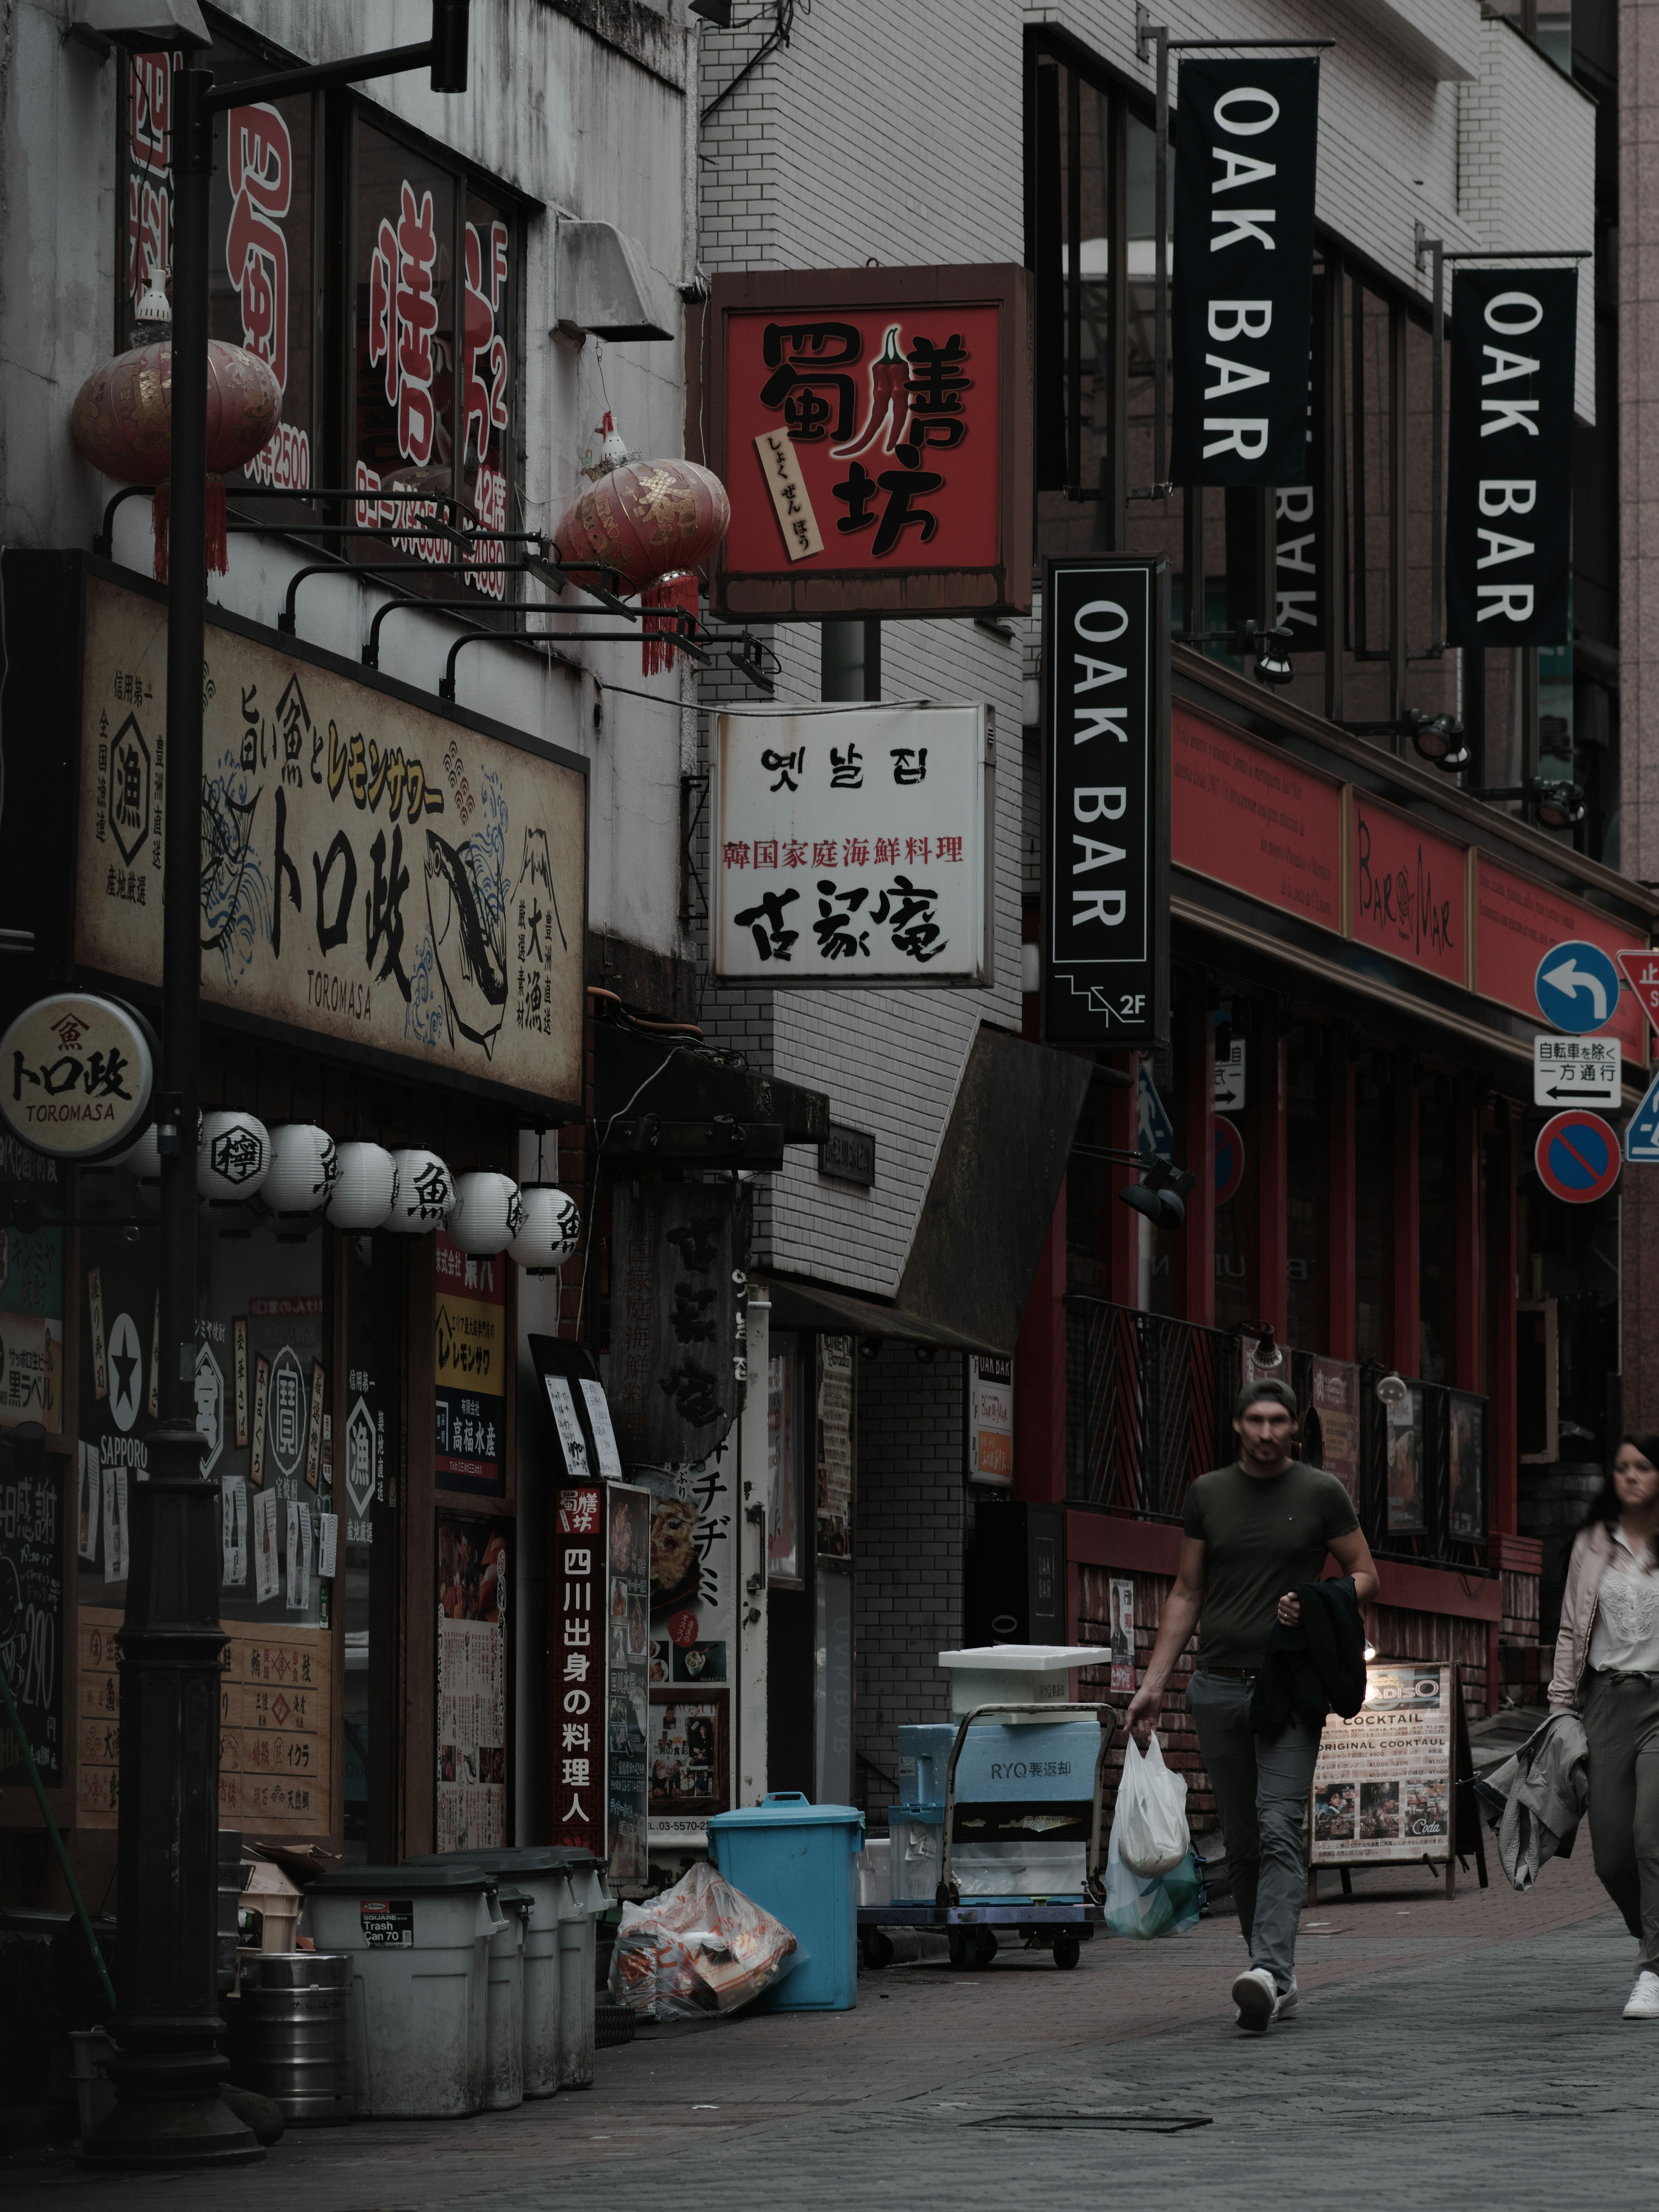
[1273,1978,1300,2021]
[1624,1971,1659,2019]
[1231,1965,1277,2033]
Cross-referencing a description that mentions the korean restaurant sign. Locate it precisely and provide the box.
[711,705,992,988]
[708,265,1032,618]
[73,575,586,1115]
[1042,558,1170,1048]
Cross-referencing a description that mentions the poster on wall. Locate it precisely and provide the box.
[0,1446,63,1787]
[606,1484,651,1894]
[1386,1387,1426,1533]
[816,1335,854,1558]
[1309,1663,1455,1866]
[553,1486,605,1859]
[643,1441,736,1838]
[1309,1356,1360,1504]
[1448,1393,1486,1542]
[434,1234,508,1497]
[435,1516,509,1851]
[1108,1576,1135,1695]
[648,1692,729,1821]
[966,1353,1013,1486]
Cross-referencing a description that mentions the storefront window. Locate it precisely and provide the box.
[1287,1024,1329,1353]
[1355,1049,1395,1364]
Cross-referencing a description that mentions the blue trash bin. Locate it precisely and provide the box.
[706,1792,864,2012]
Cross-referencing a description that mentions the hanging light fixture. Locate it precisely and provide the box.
[326,1142,400,1231]
[197,1110,272,1204]
[448,1170,525,1256]
[385,1149,456,1233]
[263,1124,339,1216]
[508,1185,581,1271]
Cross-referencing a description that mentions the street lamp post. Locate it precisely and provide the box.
[85,5,472,2167]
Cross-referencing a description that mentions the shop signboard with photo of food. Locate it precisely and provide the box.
[644,1439,736,1839]
[1309,1663,1456,1868]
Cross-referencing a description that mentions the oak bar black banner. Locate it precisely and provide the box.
[1445,266,1576,648]
[1041,557,1170,1049]
[1171,58,1321,487]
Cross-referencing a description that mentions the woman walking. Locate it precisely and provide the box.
[1549,1434,1659,2018]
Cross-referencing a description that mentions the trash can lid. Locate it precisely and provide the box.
[403,1847,594,1875]
[707,1792,865,1831]
[304,1862,498,1893]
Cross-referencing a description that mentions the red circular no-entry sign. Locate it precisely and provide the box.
[1214,1115,1246,1208]
[1535,1110,1622,1205]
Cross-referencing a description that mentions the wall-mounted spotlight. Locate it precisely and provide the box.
[1471,778,1586,830]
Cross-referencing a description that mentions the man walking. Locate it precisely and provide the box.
[1125,1380,1377,2031]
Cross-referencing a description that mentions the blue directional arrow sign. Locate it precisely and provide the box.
[1627,1068,1659,1163]
[1535,939,1622,1036]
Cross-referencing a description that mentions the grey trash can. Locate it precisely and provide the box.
[234,1951,355,2124]
[484,1888,529,2110]
[552,1852,604,2088]
[406,1846,596,2097]
[301,1865,503,2118]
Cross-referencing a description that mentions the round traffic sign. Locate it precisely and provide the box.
[1535,1110,1622,1205]
[1535,939,1622,1036]
[1215,1115,1245,1207]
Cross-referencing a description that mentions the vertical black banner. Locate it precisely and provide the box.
[1273,272,1327,652]
[1042,557,1169,1048]
[1171,59,1321,487]
[1445,267,1576,648]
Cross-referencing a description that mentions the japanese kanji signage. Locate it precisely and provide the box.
[0,993,155,1162]
[0,1445,63,1788]
[607,1185,749,1468]
[1533,1034,1621,1108]
[434,1233,507,1497]
[1171,60,1321,486]
[74,575,586,1116]
[709,265,1031,617]
[711,705,992,987]
[553,1486,604,1858]
[1446,267,1576,648]
[1042,557,1170,1047]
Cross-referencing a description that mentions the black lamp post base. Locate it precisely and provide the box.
[81,2090,263,2169]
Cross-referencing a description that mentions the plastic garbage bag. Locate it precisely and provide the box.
[1113,1731,1191,1875]
[608,1859,799,2021]
[1103,1822,1203,1941]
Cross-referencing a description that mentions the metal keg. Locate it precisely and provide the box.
[217,1830,243,1997]
[234,1951,355,2124]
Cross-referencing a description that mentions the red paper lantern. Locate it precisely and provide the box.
[70,339,281,582]
[553,443,730,673]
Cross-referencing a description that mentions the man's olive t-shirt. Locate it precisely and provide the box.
[1182,1461,1360,1670]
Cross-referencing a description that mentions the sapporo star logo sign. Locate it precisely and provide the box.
[108,1311,142,1434]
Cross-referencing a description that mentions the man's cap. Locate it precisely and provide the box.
[1235,1378,1299,1421]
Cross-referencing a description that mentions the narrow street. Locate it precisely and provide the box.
[11,1850,1650,2212]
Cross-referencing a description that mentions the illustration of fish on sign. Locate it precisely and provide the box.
[424,828,509,1057]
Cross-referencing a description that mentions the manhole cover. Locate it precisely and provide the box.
[967,2111,1212,2134]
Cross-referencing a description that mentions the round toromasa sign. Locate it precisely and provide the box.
[0,993,156,1161]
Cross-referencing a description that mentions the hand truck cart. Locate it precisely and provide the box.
[858,1702,1115,1971]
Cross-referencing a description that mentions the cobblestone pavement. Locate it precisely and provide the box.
[13,1847,1658,2212]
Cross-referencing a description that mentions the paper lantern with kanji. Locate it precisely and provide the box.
[553,432,730,673]
[69,339,281,582]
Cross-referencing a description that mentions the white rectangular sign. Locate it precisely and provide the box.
[1214,1038,1246,1111]
[1534,1033,1621,1108]
[711,705,993,987]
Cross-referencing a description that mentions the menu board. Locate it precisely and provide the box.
[0,1449,64,1786]
[77,1608,334,1832]
[1310,1662,1454,1866]
[1308,1356,1360,1504]
[436,1516,509,1850]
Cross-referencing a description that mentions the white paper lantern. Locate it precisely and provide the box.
[326,1141,400,1230]
[124,1108,203,1181]
[447,1170,524,1256]
[508,1185,582,1271]
[385,1149,455,1233]
[197,1110,271,1202]
[264,1123,339,1214]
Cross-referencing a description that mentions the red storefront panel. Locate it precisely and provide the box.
[1172,708,1341,931]
[1474,855,1647,1063]
[1349,795,1468,988]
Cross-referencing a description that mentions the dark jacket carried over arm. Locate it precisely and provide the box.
[1250,1576,1367,1738]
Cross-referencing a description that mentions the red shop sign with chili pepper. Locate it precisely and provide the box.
[708,265,1032,622]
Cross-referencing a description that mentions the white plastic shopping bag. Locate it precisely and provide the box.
[1112,1731,1191,1876]
[1103,1821,1201,1940]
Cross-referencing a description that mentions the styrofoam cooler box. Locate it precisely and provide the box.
[856,1837,892,1908]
